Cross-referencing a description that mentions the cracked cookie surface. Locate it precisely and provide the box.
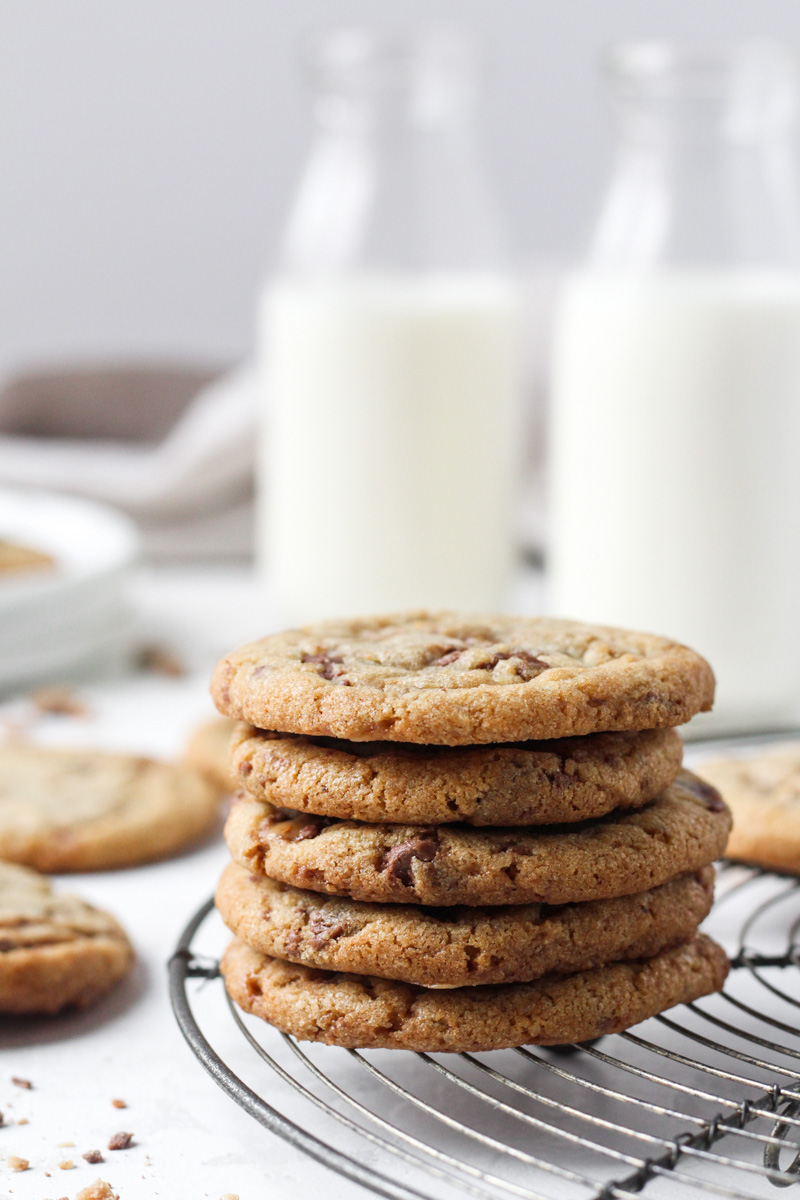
[699,744,800,874]
[216,861,714,987]
[211,612,715,745]
[220,933,728,1051]
[0,861,134,1013]
[0,744,221,871]
[225,769,731,907]
[231,725,683,826]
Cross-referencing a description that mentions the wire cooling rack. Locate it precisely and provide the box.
[169,860,800,1200]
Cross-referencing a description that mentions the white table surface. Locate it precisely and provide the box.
[0,565,785,1200]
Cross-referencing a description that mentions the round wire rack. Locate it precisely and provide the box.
[170,860,800,1200]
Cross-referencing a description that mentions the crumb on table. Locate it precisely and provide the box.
[11,1076,32,1089]
[83,1149,104,1164]
[76,1182,119,1200]
[30,686,88,717]
[110,1098,126,1109]
[8,1155,29,1171]
[107,1130,134,1150]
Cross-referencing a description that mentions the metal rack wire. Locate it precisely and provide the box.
[169,861,800,1199]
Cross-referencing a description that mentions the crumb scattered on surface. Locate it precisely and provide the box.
[58,1159,75,1169]
[8,1154,29,1170]
[110,1099,126,1109]
[107,1131,133,1150]
[221,1194,240,1199]
[76,1182,119,1200]
[57,1141,75,1147]
[83,1150,104,1164]
[30,686,88,717]
[11,1077,32,1089]
[17,1118,28,1125]
[137,643,186,677]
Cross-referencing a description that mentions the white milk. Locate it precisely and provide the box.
[258,274,520,624]
[549,270,800,732]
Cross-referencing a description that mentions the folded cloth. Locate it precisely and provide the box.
[0,364,257,560]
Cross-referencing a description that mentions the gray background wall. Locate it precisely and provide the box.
[1,0,799,377]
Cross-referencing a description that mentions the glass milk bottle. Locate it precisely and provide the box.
[258,28,521,624]
[549,42,800,734]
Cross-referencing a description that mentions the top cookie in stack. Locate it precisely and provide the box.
[212,612,729,1053]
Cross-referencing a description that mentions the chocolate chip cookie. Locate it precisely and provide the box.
[0,861,134,1013]
[211,612,715,745]
[225,770,731,907]
[220,932,728,1051]
[699,743,800,874]
[216,861,714,987]
[0,744,221,871]
[231,725,682,826]
[184,716,238,793]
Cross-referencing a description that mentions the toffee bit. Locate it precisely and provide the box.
[110,1098,126,1109]
[107,1130,134,1150]
[58,1159,75,1169]
[11,1076,32,1089]
[83,1149,104,1164]
[30,685,88,716]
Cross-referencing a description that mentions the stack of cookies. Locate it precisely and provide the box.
[211,613,731,1053]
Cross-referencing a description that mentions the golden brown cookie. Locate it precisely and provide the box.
[225,770,731,907]
[700,743,800,873]
[0,744,221,871]
[220,933,728,1051]
[0,861,134,1013]
[184,716,238,793]
[211,612,715,745]
[231,725,683,826]
[216,861,715,987]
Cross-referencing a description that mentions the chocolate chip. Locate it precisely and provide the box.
[293,816,334,841]
[476,649,549,680]
[108,1131,134,1151]
[432,648,463,666]
[0,939,15,952]
[381,832,439,887]
[682,776,727,812]
[239,760,253,777]
[83,1150,104,1164]
[285,926,303,954]
[301,651,345,680]
[308,910,346,948]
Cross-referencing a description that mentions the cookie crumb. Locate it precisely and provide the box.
[221,1194,240,1199]
[137,644,185,677]
[11,1076,32,1089]
[107,1130,133,1150]
[110,1098,126,1109]
[58,1159,75,1169]
[17,1118,28,1125]
[57,1141,75,1147]
[8,1155,29,1171]
[83,1150,104,1164]
[76,1183,119,1200]
[30,686,88,717]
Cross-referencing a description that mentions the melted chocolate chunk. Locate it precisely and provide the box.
[381,832,439,887]
[301,651,345,680]
[432,648,463,666]
[682,775,727,812]
[308,910,346,949]
[477,649,550,680]
[293,816,335,841]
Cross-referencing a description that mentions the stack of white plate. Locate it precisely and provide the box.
[0,487,140,691]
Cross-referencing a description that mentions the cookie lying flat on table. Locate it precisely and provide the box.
[0,744,220,871]
[184,716,238,793]
[230,725,683,827]
[0,861,133,1013]
[216,861,715,988]
[211,612,714,745]
[700,744,800,874]
[220,933,728,1052]
[225,769,731,907]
